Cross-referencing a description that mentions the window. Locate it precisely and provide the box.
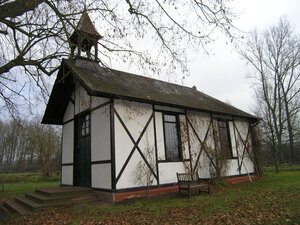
[79,114,90,137]
[163,114,181,161]
[218,120,233,159]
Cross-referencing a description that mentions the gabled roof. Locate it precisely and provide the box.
[42,58,257,125]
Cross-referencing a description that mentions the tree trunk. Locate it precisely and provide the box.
[273,146,279,173]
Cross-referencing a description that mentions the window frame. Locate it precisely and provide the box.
[162,112,183,162]
[217,119,237,159]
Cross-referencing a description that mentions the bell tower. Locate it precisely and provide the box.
[70,13,102,60]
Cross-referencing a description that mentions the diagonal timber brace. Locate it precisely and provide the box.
[233,121,252,173]
[186,116,217,172]
[114,108,158,184]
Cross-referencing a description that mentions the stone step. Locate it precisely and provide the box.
[16,194,99,211]
[0,205,11,217]
[15,197,43,211]
[35,187,93,197]
[2,187,102,216]
[25,192,97,204]
[4,200,31,215]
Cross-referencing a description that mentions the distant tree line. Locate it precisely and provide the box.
[0,119,61,176]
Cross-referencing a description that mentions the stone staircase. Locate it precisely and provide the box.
[0,186,101,216]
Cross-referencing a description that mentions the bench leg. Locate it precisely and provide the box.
[188,189,191,198]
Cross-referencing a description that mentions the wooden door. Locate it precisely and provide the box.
[74,113,91,187]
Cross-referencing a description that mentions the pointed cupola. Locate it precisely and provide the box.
[70,12,102,60]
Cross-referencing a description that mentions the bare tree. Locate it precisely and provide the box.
[240,18,300,171]
[0,0,239,117]
[0,118,61,174]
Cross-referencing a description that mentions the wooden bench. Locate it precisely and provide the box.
[177,172,210,198]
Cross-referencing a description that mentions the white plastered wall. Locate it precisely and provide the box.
[187,111,214,178]
[91,100,110,161]
[91,98,111,189]
[179,115,190,160]
[62,121,74,164]
[75,82,91,114]
[159,162,186,184]
[63,97,74,122]
[92,164,111,189]
[185,111,254,178]
[234,119,254,175]
[114,99,157,189]
[62,81,113,187]
[155,112,165,161]
[61,97,75,185]
[62,166,73,185]
[155,108,188,185]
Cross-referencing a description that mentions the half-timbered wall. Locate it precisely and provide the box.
[114,99,157,189]
[61,93,75,185]
[155,109,188,185]
[234,119,254,175]
[90,97,111,189]
[61,82,111,188]
[113,101,190,189]
[187,111,215,178]
[61,82,255,189]
[186,110,254,178]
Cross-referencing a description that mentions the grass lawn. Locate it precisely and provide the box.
[0,182,60,200]
[0,172,60,204]
[2,170,300,225]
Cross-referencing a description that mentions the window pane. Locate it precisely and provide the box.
[80,114,90,136]
[218,121,232,158]
[164,122,180,160]
[164,114,176,122]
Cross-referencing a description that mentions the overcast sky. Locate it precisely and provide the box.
[185,0,300,113]
[3,0,299,120]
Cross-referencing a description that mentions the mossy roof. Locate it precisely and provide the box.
[42,58,257,125]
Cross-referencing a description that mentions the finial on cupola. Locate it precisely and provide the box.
[70,12,102,61]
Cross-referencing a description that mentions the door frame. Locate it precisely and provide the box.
[73,111,91,187]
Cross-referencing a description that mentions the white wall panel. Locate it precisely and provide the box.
[234,120,249,158]
[138,122,156,173]
[155,112,165,161]
[234,119,254,175]
[116,150,158,189]
[114,116,135,176]
[187,111,211,143]
[114,99,158,189]
[75,82,90,114]
[114,99,152,141]
[63,100,74,123]
[92,164,111,189]
[159,162,186,184]
[240,157,255,174]
[186,110,215,178]
[62,121,74,164]
[197,153,211,178]
[91,105,110,161]
[228,121,238,157]
[91,96,109,108]
[226,159,240,176]
[62,165,73,185]
[179,115,189,160]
